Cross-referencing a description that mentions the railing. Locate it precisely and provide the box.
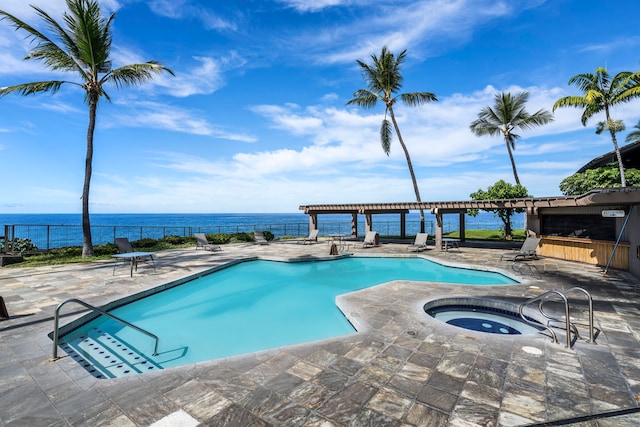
[519,287,595,348]
[3,214,522,252]
[52,298,160,360]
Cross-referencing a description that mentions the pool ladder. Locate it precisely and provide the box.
[51,298,160,360]
[518,287,596,348]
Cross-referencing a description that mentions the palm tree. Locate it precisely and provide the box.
[470,92,553,185]
[553,67,639,187]
[0,0,174,257]
[346,46,437,233]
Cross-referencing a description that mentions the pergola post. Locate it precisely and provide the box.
[433,209,443,251]
[459,211,466,243]
[365,213,373,233]
[400,213,406,239]
[309,214,318,232]
[351,213,358,238]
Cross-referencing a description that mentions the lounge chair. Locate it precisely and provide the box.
[254,230,269,245]
[500,237,541,261]
[362,231,378,248]
[194,233,222,251]
[300,229,319,245]
[407,233,428,252]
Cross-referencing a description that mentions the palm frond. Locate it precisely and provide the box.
[107,62,174,88]
[625,119,640,143]
[552,95,588,111]
[346,89,379,109]
[0,81,70,97]
[380,118,392,155]
[400,92,437,107]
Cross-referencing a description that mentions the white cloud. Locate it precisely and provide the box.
[107,100,256,141]
[276,0,348,12]
[147,0,237,31]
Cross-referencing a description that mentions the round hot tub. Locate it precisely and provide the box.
[424,297,545,335]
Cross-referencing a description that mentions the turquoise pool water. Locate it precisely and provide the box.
[59,257,516,377]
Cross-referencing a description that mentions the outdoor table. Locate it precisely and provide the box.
[112,252,155,277]
[442,238,460,252]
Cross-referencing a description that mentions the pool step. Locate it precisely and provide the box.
[60,327,162,379]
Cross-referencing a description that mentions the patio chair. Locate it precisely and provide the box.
[362,231,378,248]
[500,237,541,261]
[300,229,319,245]
[407,233,428,252]
[194,233,222,251]
[254,230,269,245]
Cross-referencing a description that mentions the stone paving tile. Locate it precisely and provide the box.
[2,242,640,425]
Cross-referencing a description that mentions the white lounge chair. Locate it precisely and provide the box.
[194,233,222,251]
[300,229,319,245]
[254,230,269,245]
[362,231,378,248]
[500,237,541,261]
[407,233,428,252]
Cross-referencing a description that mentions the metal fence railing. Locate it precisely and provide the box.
[2,215,518,252]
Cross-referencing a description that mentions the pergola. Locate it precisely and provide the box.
[299,187,640,250]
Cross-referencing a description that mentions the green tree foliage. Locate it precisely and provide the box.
[469,180,531,240]
[346,46,437,233]
[559,164,640,195]
[0,0,174,257]
[553,67,640,187]
[470,92,553,185]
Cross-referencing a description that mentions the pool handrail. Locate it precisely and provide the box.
[51,297,160,360]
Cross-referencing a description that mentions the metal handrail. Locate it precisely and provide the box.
[519,289,572,348]
[538,287,595,343]
[51,298,159,360]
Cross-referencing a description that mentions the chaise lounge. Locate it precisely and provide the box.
[362,231,378,248]
[500,237,541,261]
[407,233,428,252]
[254,230,269,245]
[194,233,222,251]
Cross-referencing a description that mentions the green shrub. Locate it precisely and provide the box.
[94,243,118,255]
[131,238,157,248]
[161,235,189,245]
[228,232,254,243]
[50,246,82,257]
[1,237,38,254]
[207,233,231,244]
[263,231,274,241]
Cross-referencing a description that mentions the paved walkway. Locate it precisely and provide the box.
[1,239,640,426]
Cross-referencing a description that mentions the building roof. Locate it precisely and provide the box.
[577,141,640,172]
[299,187,640,214]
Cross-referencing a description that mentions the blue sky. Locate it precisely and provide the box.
[1,0,640,213]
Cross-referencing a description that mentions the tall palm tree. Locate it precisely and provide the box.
[553,67,639,187]
[0,0,174,257]
[346,46,437,233]
[470,92,553,185]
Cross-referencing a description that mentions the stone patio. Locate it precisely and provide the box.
[1,239,639,426]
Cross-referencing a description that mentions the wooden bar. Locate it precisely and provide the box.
[539,236,629,270]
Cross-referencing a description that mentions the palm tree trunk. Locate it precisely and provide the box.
[609,129,627,187]
[389,108,426,233]
[603,107,626,187]
[505,139,520,185]
[81,98,97,257]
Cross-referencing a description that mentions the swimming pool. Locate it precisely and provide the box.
[58,257,516,378]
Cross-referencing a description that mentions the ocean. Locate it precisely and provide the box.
[0,212,524,251]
